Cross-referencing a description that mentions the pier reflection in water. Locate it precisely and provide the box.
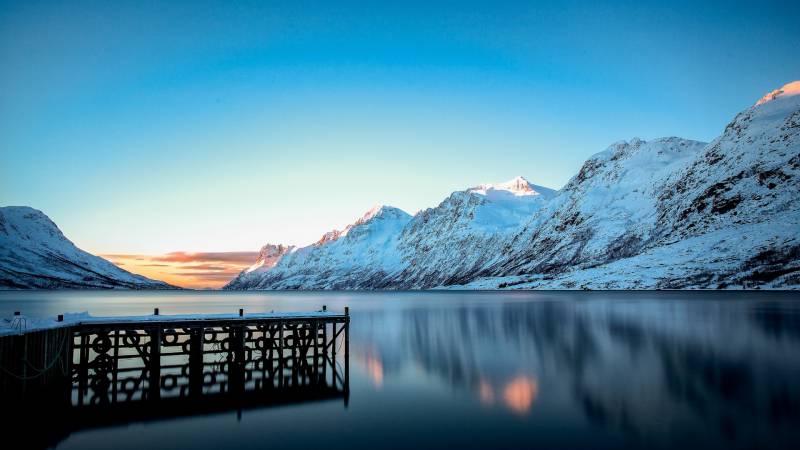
[1,314,349,449]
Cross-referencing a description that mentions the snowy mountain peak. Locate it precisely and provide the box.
[501,176,537,195]
[315,229,343,246]
[356,204,410,223]
[755,80,800,106]
[245,244,295,273]
[470,176,555,198]
[314,205,411,246]
[0,206,69,245]
[226,204,412,289]
[357,204,387,223]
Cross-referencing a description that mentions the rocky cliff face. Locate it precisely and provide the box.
[0,207,176,289]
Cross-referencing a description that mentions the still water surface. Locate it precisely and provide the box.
[1,290,799,449]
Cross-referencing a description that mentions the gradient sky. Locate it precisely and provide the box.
[2,0,799,263]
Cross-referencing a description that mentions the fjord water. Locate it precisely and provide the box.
[1,291,799,449]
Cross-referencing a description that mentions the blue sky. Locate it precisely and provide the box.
[1,0,799,254]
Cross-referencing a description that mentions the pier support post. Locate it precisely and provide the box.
[230,325,246,394]
[189,327,204,396]
[322,319,327,385]
[78,332,88,405]
[313,319,319,384]
[344,307,349,396]
[148,327,161,400]
[331,322,337,389]
[278,320,284,388]
[112,330,120,402]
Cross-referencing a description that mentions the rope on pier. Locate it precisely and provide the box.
[0,329,71,380]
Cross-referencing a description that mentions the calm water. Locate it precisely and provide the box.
[2,290,800,449]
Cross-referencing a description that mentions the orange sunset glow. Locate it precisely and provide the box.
[101,251,259,289]
[476,376,539,415]
[503,376,539,414]
[365,355,384,387]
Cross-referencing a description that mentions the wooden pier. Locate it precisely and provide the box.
[0,308,350,449]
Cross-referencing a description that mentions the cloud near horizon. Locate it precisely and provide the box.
[101,252,259,289]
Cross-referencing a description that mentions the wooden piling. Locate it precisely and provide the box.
[278,319,285,388]
[313,319,319,384]
[148,327,161,400]
[344,306,349,393]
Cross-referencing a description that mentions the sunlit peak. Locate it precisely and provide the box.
[755,81,800,106]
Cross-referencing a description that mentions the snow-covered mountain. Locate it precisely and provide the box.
[222,244,295,289]
[224,178,554,289]
[226,205,412,289]
[474,81,800,289]
[226,81,800,290]
[0,207,175,289]
[389,176,554,287]
[471,137,709,285]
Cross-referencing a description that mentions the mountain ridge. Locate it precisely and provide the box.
[0,206,177,289]
[225,81,800,290]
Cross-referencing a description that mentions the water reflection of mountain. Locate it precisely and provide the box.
[352,299,800,447]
